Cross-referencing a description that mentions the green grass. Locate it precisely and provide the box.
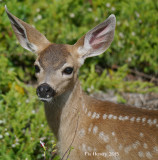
[0,0,158,81]
[0,56,58,159]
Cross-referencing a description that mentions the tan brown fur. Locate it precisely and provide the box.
[43,79,158,160]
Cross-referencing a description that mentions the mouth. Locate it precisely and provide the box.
[38,97,53,102]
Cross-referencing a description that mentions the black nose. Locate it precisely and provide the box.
[36,83,56,98]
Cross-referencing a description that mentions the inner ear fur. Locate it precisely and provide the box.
[74,14,116,62]
[5,5,50,54]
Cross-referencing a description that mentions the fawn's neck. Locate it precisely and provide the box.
[44,80,83,139]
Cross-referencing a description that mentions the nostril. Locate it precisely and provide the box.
[45,86,50,92]
[40,87,44,92]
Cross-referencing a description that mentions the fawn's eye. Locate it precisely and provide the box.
[63,67,73,75]
[35,65,40,73]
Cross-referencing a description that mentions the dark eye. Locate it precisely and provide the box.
[63,67,73,75]
[35,65,40,73]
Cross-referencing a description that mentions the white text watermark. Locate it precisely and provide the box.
[85,151,119,158]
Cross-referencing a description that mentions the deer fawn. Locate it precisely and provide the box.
[5,6,158,160]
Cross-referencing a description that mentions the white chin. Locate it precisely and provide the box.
[39,97,53,102]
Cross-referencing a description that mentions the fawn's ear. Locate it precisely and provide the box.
[74,14,116,64]
[5,6,50,54]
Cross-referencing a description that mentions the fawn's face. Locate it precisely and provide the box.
[34,44,79,102]
[5,6,116,102]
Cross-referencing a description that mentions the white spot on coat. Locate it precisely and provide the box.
[88,124,93,133]
[146,151,152,159]
[147,119,152,126]
[136,117,141,122]
[91,112,96,119]
[124,116,129,120]
[138,151,144,158]
[99,131,109,143]
[132,141,140,149]
[93,126,98,135]
[79,128,85,137]
[112,132,115,136]
[87,146,92,152]
[153,119,157,124]
[113,115,117,120]
[103,114,107,119]
[108,114,113,119]
[124,146,132,154]
[143,143,148,149]
[130,117,135,122]
[139,132,144,138]
[153,146,158,153]
[99,131,104,139]
[96,113,100,119]
[119,115,123,121]
[103,135,109,143]
[142,117,146,123]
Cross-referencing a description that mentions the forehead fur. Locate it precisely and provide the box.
[38,44,70,70]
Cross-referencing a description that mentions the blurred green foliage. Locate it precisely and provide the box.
[0,0,158,159]
[0,56,57,159]
[80,64,158,93]
[0,0,158,81]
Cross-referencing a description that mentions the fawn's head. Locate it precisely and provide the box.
[5,6,116,102]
